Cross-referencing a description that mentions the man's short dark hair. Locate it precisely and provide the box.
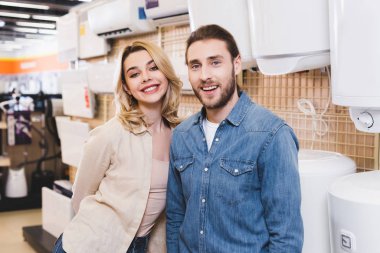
[185,24,240,64]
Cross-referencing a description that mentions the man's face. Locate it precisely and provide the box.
[186,39,241,109]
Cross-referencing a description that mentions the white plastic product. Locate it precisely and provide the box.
[328,171,380,253]
[42,187,75,238]
[329,0,380,133]
[5,167,28,198]
[247,0,330,75]
[298,150,356,253]
[188,0,256,69]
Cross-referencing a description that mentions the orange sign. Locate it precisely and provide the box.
[0,54,69,74]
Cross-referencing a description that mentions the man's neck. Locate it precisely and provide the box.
[205,92,240,123]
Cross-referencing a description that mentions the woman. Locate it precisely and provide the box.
[53,40,182,253]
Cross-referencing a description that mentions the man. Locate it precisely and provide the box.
[166,24,303,253]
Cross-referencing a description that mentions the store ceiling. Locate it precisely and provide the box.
[0,0,90,54]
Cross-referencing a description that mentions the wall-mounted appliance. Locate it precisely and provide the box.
[247,0,330,75]
[144,0,189,27]
[88,0,156,39]
[329,0,380,133]
[187,0,256,69]
[55,116,90,168]
[328,170,380,253]
[59,70,95,118]
[299,150,356,253]
[57,12,79,62]
[78,12,110,59]
[87,62,116,94]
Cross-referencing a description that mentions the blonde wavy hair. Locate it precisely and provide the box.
[114,41,182,132]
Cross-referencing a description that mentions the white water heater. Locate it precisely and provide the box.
[298,150,356,253]
[247,0,330,75]
[329,0,380,133]
[328,171,380,253]
[187,0,256,69]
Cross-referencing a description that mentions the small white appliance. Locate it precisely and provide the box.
[329,0,380,132]
[188,0,256,69]
[88,0,155,39]
[5,167,28,198]
[144,0,189,27]
[247,0,330,75]
[42,187,75,238]
[299,150,356,253]
[59,69,95,119]
[328,171,380,253]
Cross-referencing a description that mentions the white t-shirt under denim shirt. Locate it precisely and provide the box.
[202,118,220,151]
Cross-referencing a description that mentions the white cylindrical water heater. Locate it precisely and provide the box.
[299,150,356,253]
[247,0,330,75]
[328,171,380,253]
[329,0,380,133]
[187,0,256,69]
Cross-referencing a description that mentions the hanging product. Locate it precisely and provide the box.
[7,110,32,146]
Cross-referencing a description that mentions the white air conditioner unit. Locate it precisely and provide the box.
[144,0,189,27]
[88,0,155,39]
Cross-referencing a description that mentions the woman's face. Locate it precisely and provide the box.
[123,50,169,108]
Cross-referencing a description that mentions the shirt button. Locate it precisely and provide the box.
[215,138,219,142]
[202,138,206,141]
[200,230,204,235]
[180,165,183,169]
[204,168,208,172]
[202,198,206,203]
[234,169,239,173]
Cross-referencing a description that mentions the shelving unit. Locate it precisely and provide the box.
[23,225,56,253]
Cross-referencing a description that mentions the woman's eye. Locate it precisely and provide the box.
[150,65,159,71]
[129,73,139,78]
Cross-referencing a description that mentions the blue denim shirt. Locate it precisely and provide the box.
[166,92,303,253]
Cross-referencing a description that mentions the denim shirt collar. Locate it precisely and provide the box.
[192,91,253,126]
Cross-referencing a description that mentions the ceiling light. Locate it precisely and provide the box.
[0,20,4,27]
[0,1,49,10]
[32,15,59,22]
[16,21,55,29]
[38,29,57,35]
[0,43,23,50]
[0,11,30,19]
[13,27,38,33]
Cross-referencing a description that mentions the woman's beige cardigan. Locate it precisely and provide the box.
[62,117,166,253]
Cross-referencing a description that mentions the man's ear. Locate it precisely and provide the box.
[234,55,242,75]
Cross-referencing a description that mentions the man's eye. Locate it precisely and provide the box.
[191,64,200,70]
[211,60,221,66]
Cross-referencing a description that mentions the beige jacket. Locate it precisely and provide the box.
[62,117,166,253]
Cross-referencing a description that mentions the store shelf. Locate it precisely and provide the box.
[0,194,41,212]
[0,156,10,167]
[23,225,56,253]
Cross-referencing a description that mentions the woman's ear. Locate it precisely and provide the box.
[122,83,131,95]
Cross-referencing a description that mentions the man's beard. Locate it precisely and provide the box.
[193,69,236,110]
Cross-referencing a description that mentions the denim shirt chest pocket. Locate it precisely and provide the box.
[174,156,194,199]
[216,158,260,205]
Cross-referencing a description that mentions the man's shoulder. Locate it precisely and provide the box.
[174,112,200,133]
[244,103,285,132]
